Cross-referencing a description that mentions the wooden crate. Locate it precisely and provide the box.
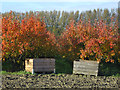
[25,58,55,74]
[73,59,99,76]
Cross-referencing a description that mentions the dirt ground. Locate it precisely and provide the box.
[1,74,120,89]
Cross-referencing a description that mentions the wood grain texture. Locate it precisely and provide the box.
[73,59,99,76]
[25,58,55,73]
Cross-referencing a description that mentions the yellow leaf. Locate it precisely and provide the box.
[17,60,19,63]
[63,56,65,58]
[111,53,115,56]
[105,59,109,62]
[80,55,83,58]
[3,58,5,61]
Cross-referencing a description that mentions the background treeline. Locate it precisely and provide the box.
[2,8,118,36]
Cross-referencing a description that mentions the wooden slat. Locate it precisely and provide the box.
[74,63,98,67]
[34,61,55,64]
[33,60,45,63]
[34,68,54,72]
[73,69,98,73]
[33,64,55,66]
[73,59,99,76]
[33,63,45,65]
[73,70,98,74]
[26,65,33,68]
[34,68,55,71]
[33,59,55,63]
[73,71,97,76]
[35,68,54,70]
[33,66,55,68]
[74,65,98,69]
[73,67,98,71]
[78,59,99,63]
[34,68,54,70]
[74,62,98,66]
[74,69,98,73]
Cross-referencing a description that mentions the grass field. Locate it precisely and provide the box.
[0,70,120,77]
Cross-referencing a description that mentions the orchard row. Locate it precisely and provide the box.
[2,11,120,63]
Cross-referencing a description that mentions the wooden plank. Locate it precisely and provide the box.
[74,60,98,63]
[25,64,33,66]
[73,70,98,74]
[25,67,33,69]
[34,60,45,63]
[26,67,33,69]
[33,59,55,63]
[77,59,99,63]
[73,67,98,71]
[73,72,97,76]
[34,70,53,72]
[74,64,98,67]
[74,62,98,66]
[74,63,98,66]
[73,69,98,73]
[34,66,55,68]
[25,66,33,68]
[33,63,45,65]
[34,61,55,63]
[74,66,98,70]
[33,64,55,67]
[34,68,54,71]
[44,60,54,63]
[34,69,44,71]
[74,69,98,72]
[73,71,97,76]
[34,68,55,70]
[73,71,98,76]
[74,60,99,67]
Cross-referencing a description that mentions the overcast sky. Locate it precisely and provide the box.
[1,0,119,13]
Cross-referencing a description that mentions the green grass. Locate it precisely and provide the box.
[1,70,120,77]
[112,73,120,77]
[0,71,68,75]
[0,70,32,75]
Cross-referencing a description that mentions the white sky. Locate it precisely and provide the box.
[1,0,119,2]
[1,0,119,13]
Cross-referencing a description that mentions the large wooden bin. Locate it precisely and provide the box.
[73,59,99,76]
[25,58,55,73]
